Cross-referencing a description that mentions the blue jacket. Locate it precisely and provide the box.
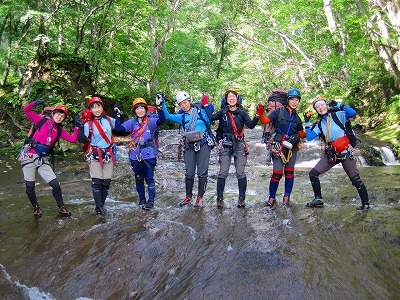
[306,105,356,143]
[161,102,210,133]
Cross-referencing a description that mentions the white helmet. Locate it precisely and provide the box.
[176,91,191,104]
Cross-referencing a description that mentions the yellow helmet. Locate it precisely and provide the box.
[132,98,148,110]
[224,88,239,99]
[311,95,327,108]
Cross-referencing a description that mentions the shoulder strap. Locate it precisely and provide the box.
[55,124,63,143]
[93,118,115,145]
[330,111,346,131]
[30,117,48,138]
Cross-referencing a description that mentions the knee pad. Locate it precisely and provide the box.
[350,175,363,189]
[271,171,283,182]
[309,168,320,180]
[284,168,294,179]
[135,173,145,185]
[92,178,103,190]
[25,181,35,193]
[102,179,111,191]
[48,179,61,191]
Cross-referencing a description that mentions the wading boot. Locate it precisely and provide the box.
[217,199,224,209]
[237,198,246,208]
[58,203,71,216]
[305,198,324,208]
[180,195,192,207]
[194,196,202,207]
[283,196,290,207]
[142,201,154,210]
[33,205,42,218]
[266,198,276,208]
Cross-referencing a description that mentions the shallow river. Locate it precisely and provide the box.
[0,128,399,300]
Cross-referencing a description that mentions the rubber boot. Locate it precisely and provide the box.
[101,179,111,205]
[185,178,195,198]
[49,179,63,207]
[198,177,207,198]
[92,188,105,215]
[356,182,370,210]
[25,181,39,207]
[217,177,226,200]
[309,169,322,200]
[135,174,146,206]
[237,177,247,208]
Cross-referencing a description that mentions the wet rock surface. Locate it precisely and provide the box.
[0,128,399,299]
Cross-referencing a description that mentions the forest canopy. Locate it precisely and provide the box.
[0,0,399,148]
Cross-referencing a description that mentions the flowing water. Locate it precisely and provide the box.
[0,128,399,300]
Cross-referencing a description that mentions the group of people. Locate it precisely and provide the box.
[18,88,370,217]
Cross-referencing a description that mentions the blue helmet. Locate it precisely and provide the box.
[287,88,301,100]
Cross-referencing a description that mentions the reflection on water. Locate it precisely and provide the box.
[0,128,399,299]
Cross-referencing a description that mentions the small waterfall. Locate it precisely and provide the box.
[373,146,399,165]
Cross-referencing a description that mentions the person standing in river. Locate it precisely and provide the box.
[202,88,263,209]
[78,96,117,216]
[304,95,370,210]
[259,88,306,208]
[18,99,80,217]
[113,97,165,210]
[157,91,212,208]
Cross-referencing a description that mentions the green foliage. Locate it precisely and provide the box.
[0,0,399,145]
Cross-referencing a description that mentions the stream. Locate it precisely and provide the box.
[0,127,399,300]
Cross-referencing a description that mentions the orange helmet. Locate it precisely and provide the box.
[311,95,327,109]
[87,96,103,108]
[81,109,92,122]
[53,105,69,117]
[132,98,148,111]
[224,88,239,99]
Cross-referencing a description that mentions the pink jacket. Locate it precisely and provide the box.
[24,102,78,154]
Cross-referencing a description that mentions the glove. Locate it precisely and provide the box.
[155,92,165,106]
[74,117,84,127]
[256,103,264,116]
[329,100,343,110]
[304,111,314,123]
[201,95,209,106]
[34,98,45,106]
[114,103,122,115]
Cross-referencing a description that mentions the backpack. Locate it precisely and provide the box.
[317,111,357,147]
[262,89,288,143]
[25,116,63,146]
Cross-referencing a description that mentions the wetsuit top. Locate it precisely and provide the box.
[23,102,78,155]
[83,116,116,149]
[305,105,356,142]
[160,102,210,132]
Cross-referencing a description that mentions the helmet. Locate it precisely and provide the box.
[87,96,103,108]
[176,91,190,104]
[224,88,239,99]
[81,109,92,122]
[311,95,327,108]
[53,105,69,117]
[287,88,301,100]
[132,97,148,110]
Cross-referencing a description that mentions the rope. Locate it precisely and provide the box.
[280,149,292,164]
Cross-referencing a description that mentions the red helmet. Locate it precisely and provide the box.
[53,105,69,117]
[81,109,92,122]
[87,96,103,108]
